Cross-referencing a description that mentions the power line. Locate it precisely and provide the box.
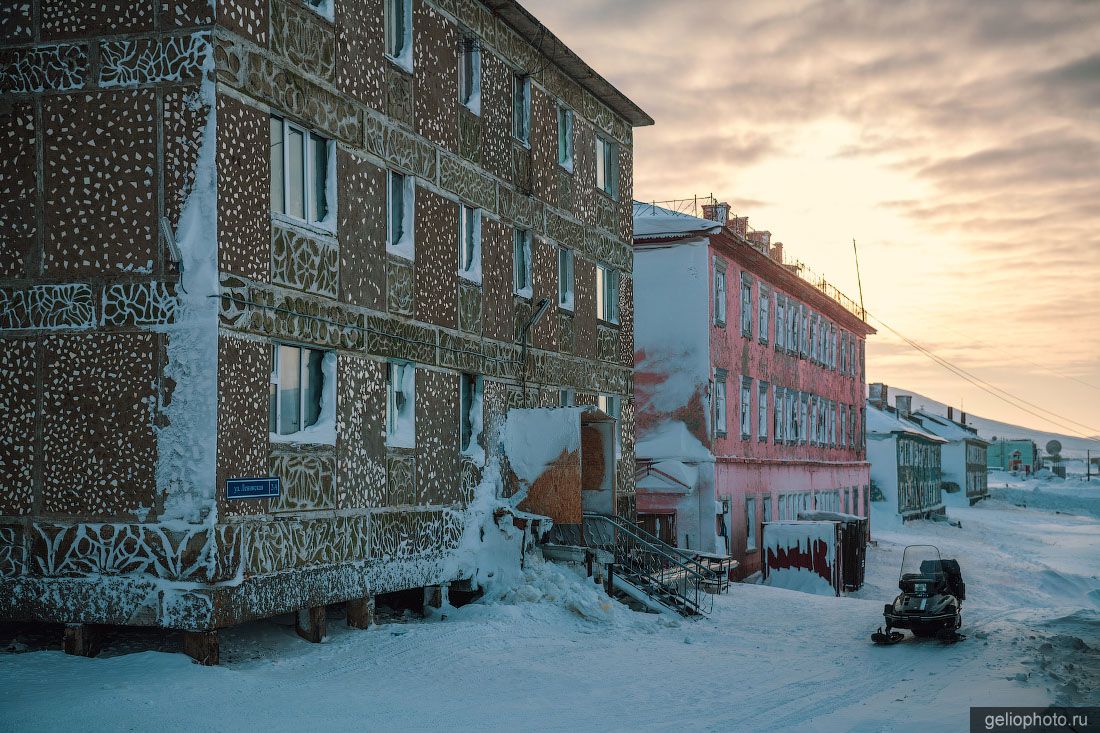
[866,311,1100,441]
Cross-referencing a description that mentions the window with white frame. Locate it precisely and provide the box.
[789,301,799,353]
[774,385,784,442]
[595,135,618,198]
[809,313,817,362]
[387,170,415,260]
[559,388,575,407]
[740,377,752,439]
[800,392,809,444]
[596,263,620,324]
[384,0,413,71]
[597,393,621,457]
[457,204,481,282]
[386,361,415,447]
[776,295,786,350]
[269,344,326,436]
[714,262,727,325]
[840,403,847,447]
[557,105,574,171]
[270,116,335,230]
[557,246,574,310]
[746,497,758,551]
[458,34,481,114]
[740,272,752,337]
[758,286,770,343]
[512,73,530,144]
[799,305,808,358]
[758,381,768,441]
[459,372,482,456]
[714,370,728,437]
[512,228,532,297]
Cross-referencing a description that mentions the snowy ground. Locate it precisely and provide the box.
[2,472,1098,732]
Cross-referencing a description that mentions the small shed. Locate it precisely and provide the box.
[761,515,867,596]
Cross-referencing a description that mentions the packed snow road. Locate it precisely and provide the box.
[2,475,1098,732]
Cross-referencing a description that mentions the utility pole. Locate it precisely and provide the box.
[852,239,866,321]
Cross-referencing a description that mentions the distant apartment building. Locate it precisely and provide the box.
[987,439,1041,474]
[0,0,649,658]
[866,388,946,519]
[632,202,875,578]
[913,407,989,504]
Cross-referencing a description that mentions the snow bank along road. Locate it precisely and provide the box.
[2,475,1098,732]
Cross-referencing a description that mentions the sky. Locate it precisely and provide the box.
[526,0,1100,440]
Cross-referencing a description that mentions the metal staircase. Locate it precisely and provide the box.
[576,512,729,617]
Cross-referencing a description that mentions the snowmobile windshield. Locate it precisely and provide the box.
[900,545,944,581]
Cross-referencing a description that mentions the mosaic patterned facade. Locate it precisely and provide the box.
[0,0,645,632]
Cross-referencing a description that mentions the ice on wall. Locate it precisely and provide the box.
[762,521,837,596]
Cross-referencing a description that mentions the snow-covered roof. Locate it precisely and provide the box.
[635,459,698,493]
[636,420,714,462]
[866,403,947,443]
[914,410,988,445]
[632,201,723,240]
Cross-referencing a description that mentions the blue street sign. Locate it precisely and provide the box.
[226,477,280,500]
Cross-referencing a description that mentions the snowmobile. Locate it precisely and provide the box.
[872,544,965,644]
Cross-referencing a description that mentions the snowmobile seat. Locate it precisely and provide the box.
[918,559,965,600]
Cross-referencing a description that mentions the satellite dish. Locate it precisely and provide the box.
[1046,439,1062,456]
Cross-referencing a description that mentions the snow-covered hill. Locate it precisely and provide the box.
[889,387,1100,460]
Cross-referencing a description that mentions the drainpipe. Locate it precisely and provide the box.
[517,298,551,408]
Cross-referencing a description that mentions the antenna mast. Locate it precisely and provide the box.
[852,238,866,321]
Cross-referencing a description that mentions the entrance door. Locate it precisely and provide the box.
[638,512,675,546]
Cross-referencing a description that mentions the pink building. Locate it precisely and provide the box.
[632,202,875,578]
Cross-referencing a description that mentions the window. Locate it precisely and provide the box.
[714,262,727,325]
[513,228,532,297]
[512,73,530,144]
[597,393,621,458]
[269,344,325,436]
[789,302,800,354]
[740,273,752,337]
[457,204,481,282]
[270,116,334,229]
[799,305,808,358]
[758,381,768,442]
[384,0,412,70]
[714,370,728,437]
[774,385,784,442]
[740,377,752,439]
[459,373,482,456]
[841,332,848,373]
[559,388,575,407]
[800,392,809,445]
[809,313,817,362]
[557,106,574,171]
[387,170,415,259]
[596,263,620,324]
[776,295,786,350]
[758,287,770,343]
[762,495,772,523]
[304,0,333,21]
[596,135,618,197]
[840,403,847,447]
[458,34,481,113]
[557,246,574,310]
[386,362,415,447]
[746,497,758,552]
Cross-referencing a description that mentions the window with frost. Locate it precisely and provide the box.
[758,287,770,344]
[596,135,618,198]
[799,305,808,358]
[597,393,621,457]
[774,385,784,442]
[801,393,809,445]
[740,377,752,440]
[713,262,727,325]
[269,344,325,436]
[789,301,799,354]
[513,228,532,297]
[713,370,727,437]
[512,73,530,145]
[385,0,413,71]
[557,106,574,171]
[270,116,335,230]
[775,295,786,350]
[459,373,482,456]
[596,263,620,324]
[458,34,481,114]
[558,246,574,310]
[559,388,575,407]
[304,0,333,20]
[387,170,415,260]
[745,498,758,552]
[386,361,416,448]
[758,381,768,442]
[740,272,752,337]
[458,204,481,283]
[762,495,772,523]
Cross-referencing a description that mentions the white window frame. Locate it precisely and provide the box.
[458,33,481,114]
[513,228,532,297]
[775,295,786,350]
[740,377,752,440]
[384,0,413,72]
[386,361,416,448]
[746,497,758,552]
[757,380,768,442]
[270,116,336,232]
[596,135,618,198]
[512,73,531,145]
[596,263,620,324]
[457,203,482,283]
[758,286,770,344]
[740,272,752,337]
[557,246,574,311]
[386,169,415,260]
[714,261,727,325]
[269,343,327,437]
[557,105,574,172]
[714,370,728,437]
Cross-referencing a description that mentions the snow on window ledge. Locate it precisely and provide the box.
[514,285,533,300]
[270,352,337,447]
